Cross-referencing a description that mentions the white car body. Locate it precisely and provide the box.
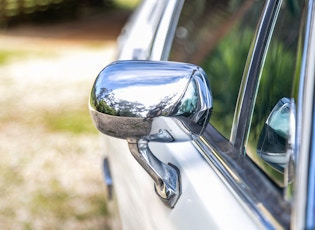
[90,0,315,229]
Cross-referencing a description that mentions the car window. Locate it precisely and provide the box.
[169,0,264,139]
[245,0,303,188]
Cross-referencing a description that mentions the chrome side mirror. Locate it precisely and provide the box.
[256,97,296,199]
[257,98,292,166]
[89,60,213,207]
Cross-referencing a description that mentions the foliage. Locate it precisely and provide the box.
[250,40,295,141]
[31,179,109,221]
[0,50,27,65]
[0,49,55,65]
[43,108,98,134]
[0,0,139,26]
[201,27,253,137]
[114,0,140,9]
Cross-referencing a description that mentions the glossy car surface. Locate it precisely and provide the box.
[89,0,315,229]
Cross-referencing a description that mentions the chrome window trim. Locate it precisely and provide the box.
[231,0,282,150]
[196,126,290,229]
[158,0,184,61]
[150,0,184,61]
[292,0,315,228]
[194,0,308,229]
[195,0,314,229]
[306,87,315,228]
[117,0,168,60]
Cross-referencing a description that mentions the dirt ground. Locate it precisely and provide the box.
[0,8,131,230]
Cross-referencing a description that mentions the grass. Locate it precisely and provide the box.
[0,50,28,65]
[0,49,58,65]
[0,7,123,228]
[31,179,109,221]
[114,0,140,9]
[43,108,98,134]
[0,53,110,229]
[0,108,110,229]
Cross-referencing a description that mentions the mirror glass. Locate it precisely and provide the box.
[257,98,292,170]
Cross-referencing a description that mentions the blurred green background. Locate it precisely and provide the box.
[0,0,139,27]
[0,0,139,229]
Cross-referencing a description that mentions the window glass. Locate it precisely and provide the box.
[246,0,303,188]
[169,0,264,139]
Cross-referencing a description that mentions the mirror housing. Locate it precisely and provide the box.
[89,60,213,140]
[89,60,213,208]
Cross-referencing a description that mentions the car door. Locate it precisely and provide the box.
[91,0,313,229]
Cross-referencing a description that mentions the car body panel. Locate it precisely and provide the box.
[292,0,315,228]
[116,0,168,60]
[91,0,315,229]
[101,134,260,230]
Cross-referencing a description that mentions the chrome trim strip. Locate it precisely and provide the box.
[160,0,185,61]
[231,0,282,150]
[150,0,184,61]
[103,157,113,199]
[306,91,315,229]
[292,0,315,228]
[117,0,168,60]
[199,1,290,228]
[196,125,291,229]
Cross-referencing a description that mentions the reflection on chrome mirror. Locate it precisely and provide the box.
[256,97,296,198]
[89,60,213,207]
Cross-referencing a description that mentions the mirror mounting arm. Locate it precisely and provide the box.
[127,131,181,208]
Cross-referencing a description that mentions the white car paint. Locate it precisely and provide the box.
[95,0,315,229]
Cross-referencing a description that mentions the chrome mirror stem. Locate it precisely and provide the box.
[128,130,180,208]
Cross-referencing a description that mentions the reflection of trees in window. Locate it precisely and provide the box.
[169,0,263,138]
[249,41,295,142]
[202,28,253,137]
[246,0,302,187]
[246,41,296,187]
[249,0,302,144]
[170,0,257,65]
